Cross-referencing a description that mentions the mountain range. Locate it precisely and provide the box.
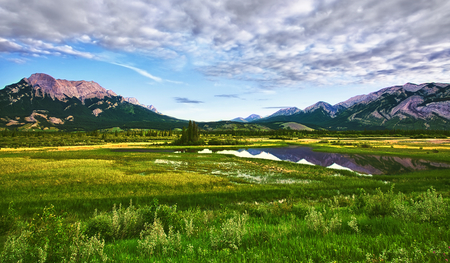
[0,73,185,131]
[0,73,449,131]
[251,82,450,130]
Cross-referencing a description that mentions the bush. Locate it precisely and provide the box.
[304,207,341,235]
[210,212,249,251]
[85,212,113,241]
[393,187,448,223]
[351,186,396,217]
[137,219,182,256]
[0,206,107,263]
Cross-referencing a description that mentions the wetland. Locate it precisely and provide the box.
[0,133,449,262]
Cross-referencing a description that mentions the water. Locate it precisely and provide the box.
[214,146,450,175]
[112,146,450,175]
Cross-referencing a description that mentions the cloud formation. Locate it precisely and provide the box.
[111,62,163,82]
[263,107,293,109]
[174,97,204,104]
[215,94,240,99]
[1,0,450,87]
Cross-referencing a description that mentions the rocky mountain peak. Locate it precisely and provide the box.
[245,114,262,122]
[268,107,303,118]
[25,73,116,102]
[231,114,262,122]
[304,101,334,113]
[123,97,159,113]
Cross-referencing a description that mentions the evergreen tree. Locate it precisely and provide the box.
[176,120,202,145]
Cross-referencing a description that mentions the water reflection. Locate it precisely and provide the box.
[215,146,450,175]
[112,146,450,175]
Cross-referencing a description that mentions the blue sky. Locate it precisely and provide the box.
[1,0,449,121]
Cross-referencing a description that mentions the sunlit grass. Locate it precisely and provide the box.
[1,141,449,262]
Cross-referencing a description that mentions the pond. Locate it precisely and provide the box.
[113,146,450,175]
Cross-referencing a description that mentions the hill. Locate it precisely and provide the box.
[0,73,186,131]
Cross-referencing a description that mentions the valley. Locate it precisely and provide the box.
[0,135,449,262]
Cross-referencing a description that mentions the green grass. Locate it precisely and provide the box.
[1,141,449,262]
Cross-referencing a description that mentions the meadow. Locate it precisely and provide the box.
[0,135,449,262]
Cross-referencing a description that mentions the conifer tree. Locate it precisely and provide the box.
[177,120,201,145]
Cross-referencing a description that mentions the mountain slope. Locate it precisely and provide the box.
[266,107,303,118]
[258,82,450,130]
[0,73,186,130]
[231,114,262,122]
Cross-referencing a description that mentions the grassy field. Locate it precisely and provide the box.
[0,138,449,262]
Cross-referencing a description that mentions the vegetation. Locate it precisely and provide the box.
[172,121,204,145]
[0,136,449,262]
[0,127,448,149]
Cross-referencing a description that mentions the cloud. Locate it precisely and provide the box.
[174,97,204,104]
[263,106,292,109]
[0,38,94,58]
[111,62,162,82]
[1,0,450,87]
[7,58,28,64]
[214,94,240,99]
[0,38,22,52]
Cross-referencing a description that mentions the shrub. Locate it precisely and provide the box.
[351,186,397,217]
[154,204,181,233]
[304,207,342,235]
[137,219,182,257]
[86,200,145,241]
[67,222,108,263]
[0,206,107,263]
[393,187,448,223]
[85,212,113,241]
[210,212,249,251]
[347,215,359,233]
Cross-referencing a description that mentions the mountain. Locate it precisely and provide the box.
[304,102,345,117]
[231,117,246,122]
[0,73,186,131]
[258,82,450,130]
[231,114,262,122]
[123,97,159,114]
[266,107,303,118]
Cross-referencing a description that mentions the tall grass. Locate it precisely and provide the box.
[1,146,449,262]
[2,186,449,262]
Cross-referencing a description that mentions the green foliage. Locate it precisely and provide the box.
[393,187,449,223]
[305,207,342,235]
[0,205,107,263]
[210,212,248,251]
[137,219,182,257]
[173,120,205,145]
[0,202,18,236]
[1,143,450,262]
[207,138,246,145]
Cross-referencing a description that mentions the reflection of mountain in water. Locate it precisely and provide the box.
[239,146,450,175]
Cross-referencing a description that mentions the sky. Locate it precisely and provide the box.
[1,0,450,121]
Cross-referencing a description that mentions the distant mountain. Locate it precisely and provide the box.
[304,101,345,117]
[266,107,303,118]
[231,117,246,122]
[123,97,159,114]
[231,114,262,122]
[258,82,450,130]
[0,73,185,131]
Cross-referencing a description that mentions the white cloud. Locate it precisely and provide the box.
[111,62,162,82]
[1,0,450,87]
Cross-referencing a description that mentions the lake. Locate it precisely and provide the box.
[113,146,450,175]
